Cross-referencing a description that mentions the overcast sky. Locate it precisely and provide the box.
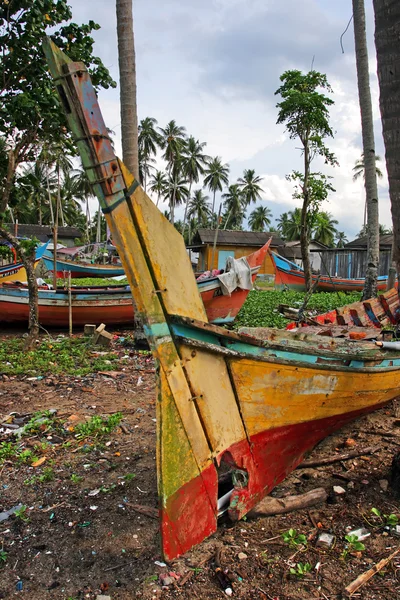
[68,0,390,241]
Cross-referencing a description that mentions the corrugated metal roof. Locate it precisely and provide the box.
[346,234,393,248]
[193,229,284,247]
[4,224,83,241]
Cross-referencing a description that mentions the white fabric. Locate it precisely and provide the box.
[217,256,253,296]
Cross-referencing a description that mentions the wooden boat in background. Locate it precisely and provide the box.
[271,251,392,292]
[0,282,134,327]
[196,240,270,324]
[45,40,400,561]
[0,242,49,283]
[42,243,125,278]
[0,242,266,327]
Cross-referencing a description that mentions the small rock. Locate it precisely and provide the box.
[379,479,389,492]
[154,561,167,567]
[361,479,370,485]
[333,485,346,495]
[96,596,111,600]
[238,552,248,560]
[225,588,233,597]
[347,481,355,489]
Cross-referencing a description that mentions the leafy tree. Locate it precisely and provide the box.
[353,0,380,299]
[248,206,272,231]
[149,170,168,206]
[138,117,160,190]
[373,0,400,283]
[158,121,186,223]
[222,184,246,230]
[313,212,338,246]
[0,0,115,338]
[204,157,230,216]
[275,70,337,290]
[187,189,211,226]
[335,231,348,248]
[238,169,264,206]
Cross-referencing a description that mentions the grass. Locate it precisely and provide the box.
[0,337,118,376]
[235,289,362,329]
[45,277,129,287]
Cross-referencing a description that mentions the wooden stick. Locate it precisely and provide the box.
[125,502,158,519]
[247,487,327,518]
[344,547,400,596]
[296,447,375,469]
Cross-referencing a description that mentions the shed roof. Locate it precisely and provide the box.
[4,224,83,242]
[192,229,284,247]
[346,234,393,248]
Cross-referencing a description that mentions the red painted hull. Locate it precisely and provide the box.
[200,241,271,323]
[161,400,387,558]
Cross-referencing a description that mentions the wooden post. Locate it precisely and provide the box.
[68,271,72,336]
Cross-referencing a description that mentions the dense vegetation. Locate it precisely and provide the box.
[234,290,362,329]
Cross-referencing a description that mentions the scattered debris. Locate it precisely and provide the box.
[317,532,335,548]
[84,324,97,336]
[297,447,375,469]
[248,488,327,518]
[333,486,346,495]
[344,546,400,596]
[0,504,23,523]
[238,552,248,560]
[347,527,370,541]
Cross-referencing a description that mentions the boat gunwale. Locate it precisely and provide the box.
[170,315,400,367]
[173,332,400,373]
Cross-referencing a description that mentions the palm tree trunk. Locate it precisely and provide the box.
[353,0,380,299]
[373,0,400,283]
[116,0,139,181]
[212,190,216,217]
[300,144,312,291]
[96,206,101,243]
[46,166,54,226]
[181,178,192,236]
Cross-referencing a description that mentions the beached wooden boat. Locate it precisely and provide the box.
[45,40,400,561]
[284,287,400,336]
[0,282,134,327]
[0,242,49,283]
[42,243,125,278]
[0,242,267,327]
[196,240,270,324]
[271,251,392,292]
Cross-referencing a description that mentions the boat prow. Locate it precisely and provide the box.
[45,38,400,561]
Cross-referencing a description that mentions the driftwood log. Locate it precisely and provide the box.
[344,547,400,596]
[247,487,327,519]
[296,447,375,469]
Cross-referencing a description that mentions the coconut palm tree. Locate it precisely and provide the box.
[158,120,187,223]
[284,208,303,241]
[203,157,230,216]
[149,170,168,206]
[352,153,384,181]
[163,173,189,218]
[276,212,290,238]
[237,169,264,206]
[72,168,95,242]
[116,0,139,180]
[248,205,272,232]
[180,137,210,231]
[312,212,338,246]
[138,117,160,190]
[222,184,246,230]
[187,189,211,226]
[335,231,348,248]
[373,0,400,280]
[352,0,380,298]
[17,163,55,225]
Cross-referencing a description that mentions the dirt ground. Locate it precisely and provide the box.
[1,335,400,600]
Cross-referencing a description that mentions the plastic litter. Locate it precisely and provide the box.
[347,527,371,541]
[0,503,23,523]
